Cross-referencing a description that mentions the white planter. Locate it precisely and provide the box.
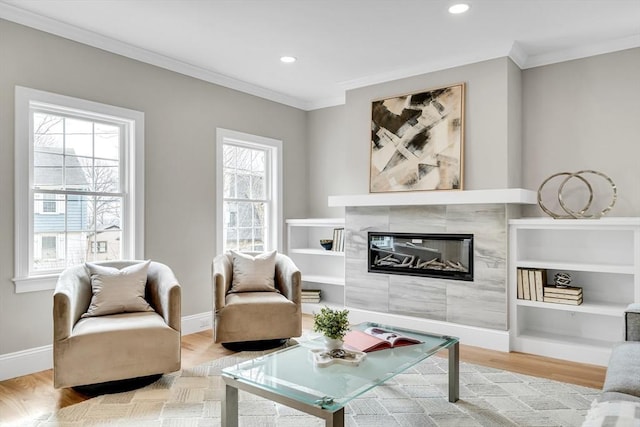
[324,337,344,351]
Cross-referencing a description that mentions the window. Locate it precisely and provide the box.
[14,87,144,293]
[35,194,65,215]
[216,129,282,254]
[41,236,58,260]
[92,241,108,254]
[42,200,57,213]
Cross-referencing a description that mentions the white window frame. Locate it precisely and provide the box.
[215,128,283,254]
[13,86,145,293]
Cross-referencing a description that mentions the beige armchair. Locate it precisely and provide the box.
[53,260,181,389]
[212,251,302,347]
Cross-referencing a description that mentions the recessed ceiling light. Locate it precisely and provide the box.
[280,56,296,63]
[448,3,470,14]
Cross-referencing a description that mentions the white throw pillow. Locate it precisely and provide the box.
[229,250,278,293]
[82,260,154,317]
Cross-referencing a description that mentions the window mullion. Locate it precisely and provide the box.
[34,188,125,198]
[223,197,269,203]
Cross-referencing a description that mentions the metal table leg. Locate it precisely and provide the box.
[222,374,344,427]
[448,341,460,402]
[325,407,344,427]
[222,383,238,427]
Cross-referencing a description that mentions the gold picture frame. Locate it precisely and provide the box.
[370,83,465,193]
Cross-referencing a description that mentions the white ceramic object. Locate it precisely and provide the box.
[324,337,344,351]
[310,348,367,368]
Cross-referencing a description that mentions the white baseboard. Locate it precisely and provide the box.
[181,311,213,335]
[0,311,214,382]
[347,307,510,352]
[0,344,53,382]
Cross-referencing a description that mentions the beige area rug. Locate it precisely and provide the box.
[3,350,599,427]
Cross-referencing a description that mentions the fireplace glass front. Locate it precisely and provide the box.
[368,232,474,281]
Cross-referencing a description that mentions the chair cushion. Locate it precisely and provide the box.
[56,311,180,387]
[602,342,640,398]
[229,250,277,293]
[225,291,295,307]
[82,260,153,317]
[219,291,298,341]
[74,310,170,335]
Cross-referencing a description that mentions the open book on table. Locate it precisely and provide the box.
[344,327,422,352]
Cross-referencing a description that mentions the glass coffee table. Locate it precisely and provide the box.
[221,322,459,427]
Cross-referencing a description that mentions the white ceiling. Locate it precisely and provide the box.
[1,0,639,110]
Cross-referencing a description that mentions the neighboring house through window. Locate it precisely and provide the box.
[13,86,144,293]
[42,200,57,213]
[92,240,108,254]
[40,236,58,260]
[216,128,282,254]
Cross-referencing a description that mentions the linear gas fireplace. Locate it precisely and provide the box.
[368,232,474,281]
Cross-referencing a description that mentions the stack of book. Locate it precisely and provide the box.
[301,289,321,304]
[543,286,583,305]
[332,227,345,252]
[516,268,546,302]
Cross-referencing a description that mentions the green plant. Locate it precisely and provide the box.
[313,306,350,340]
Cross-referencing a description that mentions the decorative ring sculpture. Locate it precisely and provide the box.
[537,170,617,219]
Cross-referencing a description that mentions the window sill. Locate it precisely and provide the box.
[13,274,59,293]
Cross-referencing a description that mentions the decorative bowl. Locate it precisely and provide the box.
[320,239,333,250]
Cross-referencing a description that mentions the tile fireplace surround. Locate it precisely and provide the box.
[328,189,537,351]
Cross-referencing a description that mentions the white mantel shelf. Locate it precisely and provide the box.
[328,188,537,207]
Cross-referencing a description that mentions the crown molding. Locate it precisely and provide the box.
[335,33,639,99]
[337,44,515,92]
[303,94,347,111]
[508,41,528,69]
[0,3,309,110]
[521,34,640,69]
[2,2,638,112]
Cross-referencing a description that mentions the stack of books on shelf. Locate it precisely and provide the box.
[301,289,321,304]
[331,227,345,252]
[516,268,547,302]
[543,285,583,305]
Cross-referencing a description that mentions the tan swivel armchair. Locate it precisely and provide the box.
[53,260,181,389]
[212,251,302,345]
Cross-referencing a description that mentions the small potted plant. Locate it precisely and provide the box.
[313,306,350,350]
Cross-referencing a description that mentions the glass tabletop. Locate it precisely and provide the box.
[221,322,459,411]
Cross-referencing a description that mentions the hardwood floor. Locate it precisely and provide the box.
[0,315,606,424]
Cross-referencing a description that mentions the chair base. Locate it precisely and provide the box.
[72,373,162,396]
[222,338,288,352]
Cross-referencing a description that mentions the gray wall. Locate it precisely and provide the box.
[0,20,308,354]
[307,48,640,220]
[521,48,640,217]
[507,59,523,188]
[306,105,347,215]
[1,16,638,359]
[308,57,523,218]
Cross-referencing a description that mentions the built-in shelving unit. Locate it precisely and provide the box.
[509,217,640,366]
[286,218,346,314]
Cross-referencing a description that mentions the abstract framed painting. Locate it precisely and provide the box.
[370,83,465,193]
